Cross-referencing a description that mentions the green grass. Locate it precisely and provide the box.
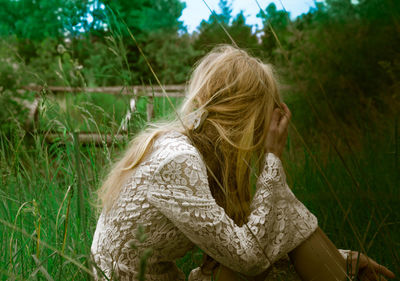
[0,94,189,280]
[285,128,399,273]
[0,105,398,280]
[36,92,183,134]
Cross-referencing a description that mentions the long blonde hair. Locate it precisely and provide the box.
[98,45,281,225]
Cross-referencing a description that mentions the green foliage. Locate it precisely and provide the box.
[0,91,31,134]
[285,119,400,272]
[99,0,197,84]
[0,36,35,133]
[0,0,87,40]
[70,36,131,86]
[262,0,400,140]
[194,2,259,57]
[143,32,200,84]
[257,3,291,58]
[0,37,22,91]
[26,38,86,87]
[103,0,185,36]
[0,0,198,86]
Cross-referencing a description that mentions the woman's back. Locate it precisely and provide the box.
[91,131,196,280]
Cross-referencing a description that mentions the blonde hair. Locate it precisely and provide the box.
[98,45,281,225]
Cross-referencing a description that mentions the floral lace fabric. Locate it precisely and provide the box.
[91,131,319,281]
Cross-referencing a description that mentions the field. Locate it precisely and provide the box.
[0,91,398,280]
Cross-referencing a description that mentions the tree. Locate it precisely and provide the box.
[0,0,88,40]
[96,0,194,84]
[218,0,232,24]
[280,0,400,137]
[257,3,290,58]
[194,0,260,57]
[0,0,89,67]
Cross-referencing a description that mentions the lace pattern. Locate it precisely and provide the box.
[91,131,318,280]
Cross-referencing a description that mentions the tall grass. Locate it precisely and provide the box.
[285,121,399,273]
[0,96,398,280]
[0,94,194,280]
[0,5,399,280]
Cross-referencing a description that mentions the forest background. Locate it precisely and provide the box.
[0,0,399,280]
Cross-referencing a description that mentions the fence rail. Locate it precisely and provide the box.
[20,84,186,97]
[44,132,127,146]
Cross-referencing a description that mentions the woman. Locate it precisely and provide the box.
[91,45,395,281]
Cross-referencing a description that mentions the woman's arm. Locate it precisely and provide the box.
[147,150,317,276]
[148,104,317,277]
[210,228,346,281]
[289,227,348,281]
[211,227,395,281]
[288,227,395,281]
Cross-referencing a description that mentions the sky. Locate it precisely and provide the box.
[179,0,318,33]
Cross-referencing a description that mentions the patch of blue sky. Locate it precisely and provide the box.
[180,0,320,33]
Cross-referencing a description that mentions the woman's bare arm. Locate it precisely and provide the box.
[288,227,395,281]
[288,227,348,281]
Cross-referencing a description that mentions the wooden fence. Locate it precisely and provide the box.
[18,85,186,145]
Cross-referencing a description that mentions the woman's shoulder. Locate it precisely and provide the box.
[152,130,202,163]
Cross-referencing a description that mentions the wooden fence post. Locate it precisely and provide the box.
[146,96,154,122]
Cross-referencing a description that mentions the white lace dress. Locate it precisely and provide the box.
[91,131,319,281]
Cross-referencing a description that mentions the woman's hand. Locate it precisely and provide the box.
[346,251,395,281]
[265,103,291,158]
[289,228,396,281]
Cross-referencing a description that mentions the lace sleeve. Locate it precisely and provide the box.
[147,151,318,276]
[248,153,318,264]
